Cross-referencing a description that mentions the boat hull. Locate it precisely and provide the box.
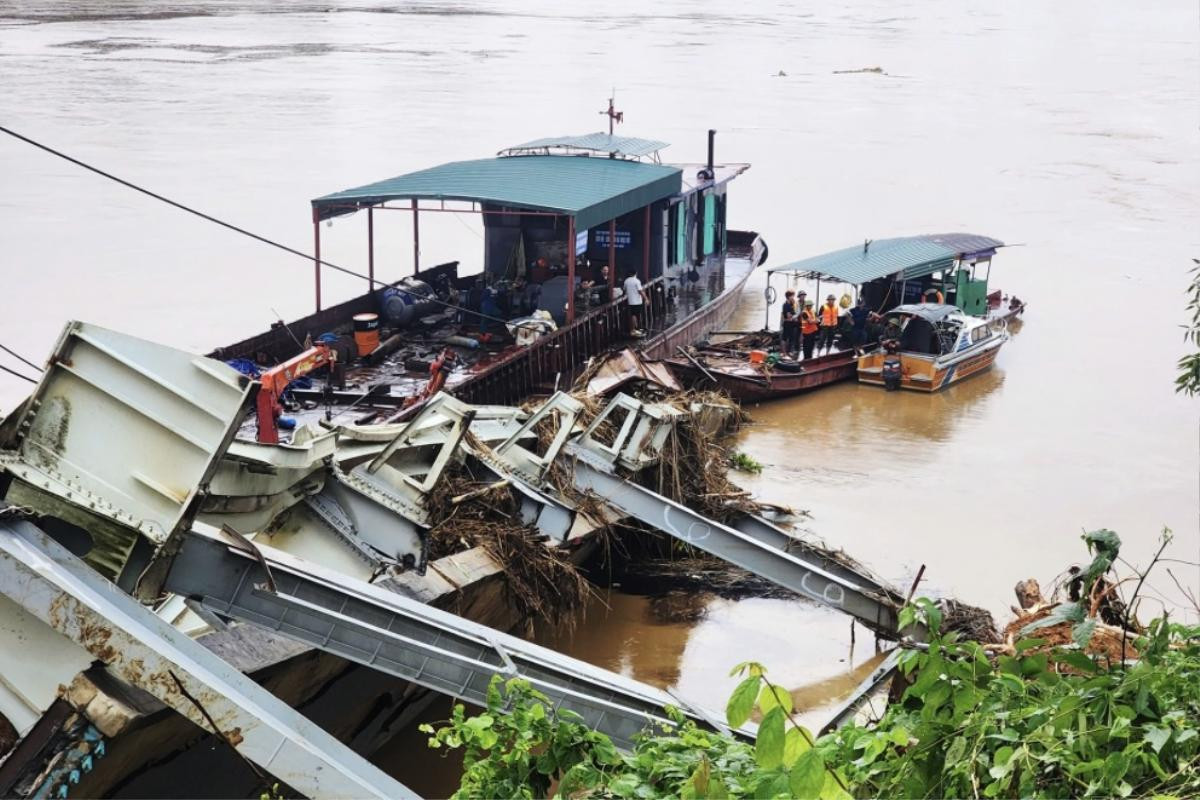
[857,337,1005,392]
[667,350,857,403]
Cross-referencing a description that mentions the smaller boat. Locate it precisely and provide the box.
[665,331,858,402]
[856,304,1008,391]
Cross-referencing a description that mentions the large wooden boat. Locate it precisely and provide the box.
[856,304,1009,391]
[209,129,766,431]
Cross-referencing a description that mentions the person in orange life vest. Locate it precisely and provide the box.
[800,299,819,359]
[818,294,840,354]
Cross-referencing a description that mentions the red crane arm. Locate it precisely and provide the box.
[255,344,335,444]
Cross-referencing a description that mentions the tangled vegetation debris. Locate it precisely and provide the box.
[425,460,591,633]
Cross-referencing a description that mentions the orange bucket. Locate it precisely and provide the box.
[748,349,767,364]
[353,313,380,356]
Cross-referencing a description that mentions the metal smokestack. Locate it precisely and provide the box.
[706,129,716,177]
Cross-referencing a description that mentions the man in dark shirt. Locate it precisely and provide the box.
[779,289,800,358]
[848,296,869,354]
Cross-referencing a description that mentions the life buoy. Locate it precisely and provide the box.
[764,285,778,305]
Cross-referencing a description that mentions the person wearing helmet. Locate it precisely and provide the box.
[818,294,840,354]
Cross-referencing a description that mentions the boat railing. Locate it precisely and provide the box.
[454,290,634,405]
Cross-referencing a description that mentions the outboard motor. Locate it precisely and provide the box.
[380,277,439,327]
[882,357,903,391]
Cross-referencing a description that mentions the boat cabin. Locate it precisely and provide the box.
[763,233,1006,323]
[310,131,749,326]
[884,303,998,356]
[857,302,1010,392]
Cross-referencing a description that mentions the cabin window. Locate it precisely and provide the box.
[971,326,991,344]
[702,193,717,256]
[667,203,679,265]
[719,194,728,251]
[675,202,687,265]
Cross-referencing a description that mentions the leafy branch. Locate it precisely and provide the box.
[1175,259,1200,396]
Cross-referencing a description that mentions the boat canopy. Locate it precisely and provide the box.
[888,303,961,323]
[767,233,1005,284]
[499,132,670,160]
[312,154,682,230]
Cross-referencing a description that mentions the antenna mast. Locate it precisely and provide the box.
[599,93,624,135]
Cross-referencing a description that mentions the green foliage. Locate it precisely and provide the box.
[425,536,1200,799]
[427,615,1200,799]
[1021,529,1121,649]
[1176,259,1200,396]
[424,668,850,799]
[420,676,621,799]
[824,611,1200,798]
[728,452,764,474]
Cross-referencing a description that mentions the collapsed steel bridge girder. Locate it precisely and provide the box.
[0,518,417,800]
[163,525,744,752]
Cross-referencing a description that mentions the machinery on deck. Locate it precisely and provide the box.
[255,340,336,444]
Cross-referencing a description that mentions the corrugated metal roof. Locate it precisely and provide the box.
[312,155,681,231]
[503,132,669,158]
[769,233,1004,283]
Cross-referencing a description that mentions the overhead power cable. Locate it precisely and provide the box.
[0,124,545,331]
[0,363,38,384]
[0,343,43,373]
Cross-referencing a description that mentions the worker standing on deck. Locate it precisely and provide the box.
[623,270,648,337]
[848,296,869,354]
[801,299,818,359]
[819,294,840,354]
[779,289,800,359]
[597,265,613,304]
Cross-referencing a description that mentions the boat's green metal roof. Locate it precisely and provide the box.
[769,233,1004,283]
[501,132,669,159]
[312,155,682,230]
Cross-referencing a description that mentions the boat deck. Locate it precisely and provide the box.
[235,242,761,441]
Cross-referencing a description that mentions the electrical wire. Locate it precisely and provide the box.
[0,124,543,332]
[0,363,38,384]
[0,343,42,373]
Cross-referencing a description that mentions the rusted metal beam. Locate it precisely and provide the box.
[567,216,576,323]
[367,206,375,289]
[368,204,560,218]
[411,199,420,276]
[642,205,651,282]
[608,218,617,290]
[312,208,322,312]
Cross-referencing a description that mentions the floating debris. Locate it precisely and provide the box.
[833,66,885,74]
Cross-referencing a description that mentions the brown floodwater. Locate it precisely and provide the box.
[1,0,1197,791]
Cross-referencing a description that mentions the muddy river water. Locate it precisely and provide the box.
[1,0,1198,792]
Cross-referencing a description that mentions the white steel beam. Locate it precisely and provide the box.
[0,519,416,800]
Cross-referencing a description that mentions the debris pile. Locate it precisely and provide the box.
[1003,606,1138,662]
[424,460,592,633]
[620,557,794,602]
[941,599,1002,644]
[1001,576,1140,661]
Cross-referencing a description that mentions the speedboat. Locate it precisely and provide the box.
[857,304,1008,392]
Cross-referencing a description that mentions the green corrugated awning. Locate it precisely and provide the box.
[769,233,1004,283]
[312,155,682,231]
